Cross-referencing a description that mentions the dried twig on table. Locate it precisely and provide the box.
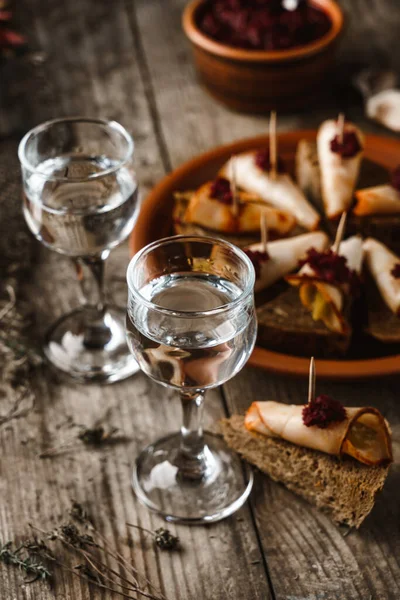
[127,522,180,551]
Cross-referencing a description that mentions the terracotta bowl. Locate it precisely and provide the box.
[182,0,344,114]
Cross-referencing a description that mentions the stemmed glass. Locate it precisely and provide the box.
[18,117,140,383]
[126,235,257,523]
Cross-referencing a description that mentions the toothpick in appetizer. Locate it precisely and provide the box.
[243,231,329,293]
[269,110,278,181]
[245,372,392,466]
[179,177,296,236]
[220,115,320,231]
[317,116,364,219]
[220,357,392,528]
[286,214,363,335]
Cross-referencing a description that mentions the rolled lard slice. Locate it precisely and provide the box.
[246,231,329,293]
[183,182,295,235]
[363,237,400,315]
[354,184,400,216]
[245,401,393,466]
[286,236,364,334]
[221,153,320,231]
[317,120,364,219]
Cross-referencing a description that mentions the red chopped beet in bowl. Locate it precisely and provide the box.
[198,0,332,51]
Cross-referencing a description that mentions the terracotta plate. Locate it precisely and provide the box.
[130,130,400,380]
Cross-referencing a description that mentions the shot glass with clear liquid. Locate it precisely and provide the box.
[126,235,257,524]
[18,117,140,383]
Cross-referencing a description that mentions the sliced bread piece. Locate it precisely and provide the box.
[220,415,390,528]
[257,286,351,357]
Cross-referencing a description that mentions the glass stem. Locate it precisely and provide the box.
[74,251,112,349]
[178,390,212,480]
[75,250,110,313]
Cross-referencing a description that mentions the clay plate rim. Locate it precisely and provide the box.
[130,130,400,380]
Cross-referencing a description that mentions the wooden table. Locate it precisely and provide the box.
[1,1,399,599]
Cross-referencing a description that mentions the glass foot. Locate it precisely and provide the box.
[44,305,139,383]
[132,431,254,524]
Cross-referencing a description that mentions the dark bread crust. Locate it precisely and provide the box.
[256,286,350,357]
[220,415,390,528]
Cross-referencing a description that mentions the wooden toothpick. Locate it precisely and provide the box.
[230,156,239,217]
[333,211,347,254]
[308,357,316,404]
[338,112,345,145]
[269,110,277,180]
[261,213,268,254]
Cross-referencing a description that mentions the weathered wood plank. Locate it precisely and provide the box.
[0,1,272,599]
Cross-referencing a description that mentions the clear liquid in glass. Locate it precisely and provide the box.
[127,273,256,391]
[23,156,139,257]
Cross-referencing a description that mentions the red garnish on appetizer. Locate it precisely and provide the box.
[199,0,331,52]
[302,394,347,429]
[390,165,400,191]
[254,149,285,173]
[330,131,362,158]
[390,263,400,279]
[210,177,233,204]
[244,248,270,279]
[299,248,361,295]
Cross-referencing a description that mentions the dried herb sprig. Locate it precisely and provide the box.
[68,502,168,597]
[78,425,119,445]
[70,503,179,552]
[28,504,170,600]
[0,540,52,583]
[70,500,93,525]
[127,522,180,551]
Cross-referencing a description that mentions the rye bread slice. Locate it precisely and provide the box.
[220,415,390,528]
[256,286,351,357]
[346,215,400,255]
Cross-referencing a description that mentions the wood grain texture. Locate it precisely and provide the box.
[0,1,271,599]
[1,0,400,599]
